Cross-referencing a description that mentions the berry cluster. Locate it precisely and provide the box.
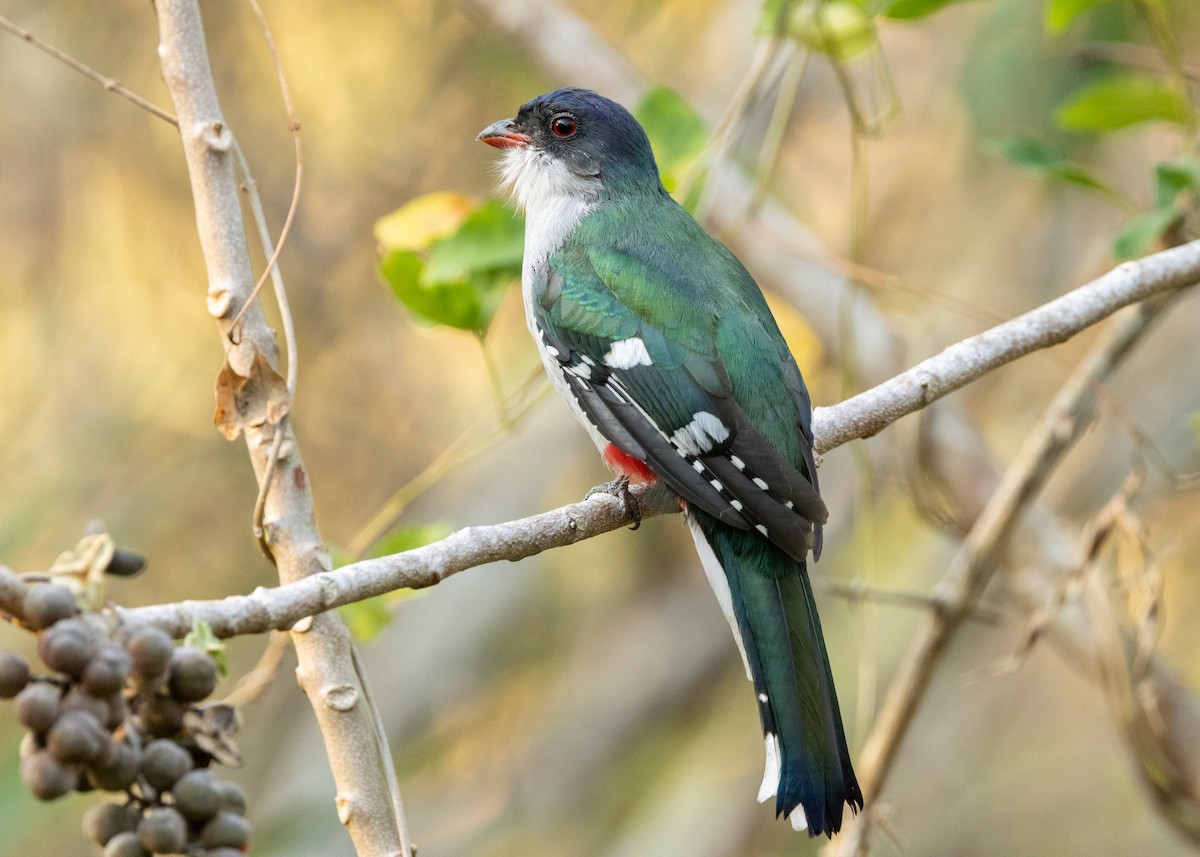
[0,571,250,856]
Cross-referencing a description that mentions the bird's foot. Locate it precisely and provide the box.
[586,476,642,530]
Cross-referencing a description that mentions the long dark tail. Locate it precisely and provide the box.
[687,510,862,837]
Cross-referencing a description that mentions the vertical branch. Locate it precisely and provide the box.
[152,3,410,855]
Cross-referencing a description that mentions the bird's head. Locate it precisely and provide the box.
[477,88,662,213]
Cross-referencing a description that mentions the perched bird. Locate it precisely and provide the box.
[478,88,862,836]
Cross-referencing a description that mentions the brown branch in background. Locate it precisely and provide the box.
[1085,551,1200,842]
[152,3,411,856]
[827,295,1177,856]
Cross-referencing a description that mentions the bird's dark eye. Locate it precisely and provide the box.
[551,114,577,138]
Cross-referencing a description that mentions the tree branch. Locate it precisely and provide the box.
[827,293,1177,856]
[119,246,1198,641]
[452,3,1200,847]
[152,3,409,855]
[118,485,665,637]
[811,249,1200,454]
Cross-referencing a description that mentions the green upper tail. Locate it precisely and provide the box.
[692,510,861,834]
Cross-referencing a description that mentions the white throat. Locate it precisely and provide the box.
[499,146,601,273]
[498,144,609,453]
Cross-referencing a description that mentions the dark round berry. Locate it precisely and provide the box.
[14,682,60,733]
[103,693,129,730]
[0,650,30,697]
[87,740,140,792]
[172,769,221,823]
[104,830,149,857]
[38,620,97,678]
[137,806,187,854]
[47,709,106,765]
[215,779,247,815]
[20,749,76,800]
[22,583,77,630]
[138,694,186,738]
[199,810,252,850]
[166,647,217,703]
[59,687,112,723]
[0,565,30,617]
[126,627,173,679]
[106,548,147,578]
[84,801,139,846]
[76,767,96,792]
[82,642,133,697]
[139,739,193,791]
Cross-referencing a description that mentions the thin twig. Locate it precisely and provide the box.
[230,0,304,551]
[352,645,414,852]
[228,0,305,340]
[0,15,178,126]
[220,630,292,709]
[343,367,550,561]
[816,576,1002,624]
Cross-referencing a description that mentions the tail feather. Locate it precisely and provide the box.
[688,510,862,837]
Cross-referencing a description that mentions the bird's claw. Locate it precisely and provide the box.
[586,476,642,530]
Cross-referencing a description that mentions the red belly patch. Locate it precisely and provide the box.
[602,444,658,485]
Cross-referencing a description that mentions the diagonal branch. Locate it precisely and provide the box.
[118,247,1198,641]
[827,294,1177,856]
[811,250,1200,453]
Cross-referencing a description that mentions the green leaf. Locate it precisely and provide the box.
[757,0,795,36]
[1044,0,1109,33]
[1056,74,1194,132]
[1112,207,1178,259]
[634,86,708,192]
[787,0,878,59]
[183,620,228,677]
[987,137,1115,194]
[376,196,523,333]
[1154,159,1200,209]
[423,199,524,284]
[378,249,486,331]
[340,598,394,644]
[884,0,974,21]
[369,521,453,559]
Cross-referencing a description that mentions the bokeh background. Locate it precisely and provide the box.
[2,0,1200,854]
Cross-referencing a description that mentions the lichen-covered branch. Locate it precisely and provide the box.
[119,245,1198,642]
[152,3,408,854]
[812,251,1200,453]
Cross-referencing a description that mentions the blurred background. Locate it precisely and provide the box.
[1,0,1199,854]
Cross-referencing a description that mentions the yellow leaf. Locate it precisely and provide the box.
[374,192,477,252]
